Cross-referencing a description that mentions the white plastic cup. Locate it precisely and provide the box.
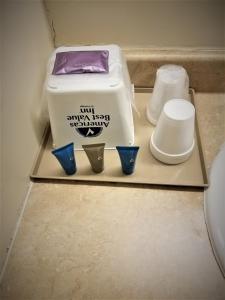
[146,65,189,125]
[150,99,195,164]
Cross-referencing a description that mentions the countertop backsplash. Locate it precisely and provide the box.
[124,48,225,92]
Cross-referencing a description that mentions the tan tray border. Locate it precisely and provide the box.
[135,87,208,186]
[30,88,208,188]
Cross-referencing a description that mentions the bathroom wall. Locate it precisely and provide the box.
[0,0,3,273]
[45,0,224,48]
[0,0,53,273]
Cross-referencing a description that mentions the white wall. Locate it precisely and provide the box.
[0,0,3,273]
[45,0,224,48]
[0,0,53,273]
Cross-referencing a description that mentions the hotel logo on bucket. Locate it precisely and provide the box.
[66,105,111,137]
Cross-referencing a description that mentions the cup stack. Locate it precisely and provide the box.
[146,64,189,125]
[148,65,195,164]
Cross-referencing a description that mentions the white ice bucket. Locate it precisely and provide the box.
[46,44,134,149]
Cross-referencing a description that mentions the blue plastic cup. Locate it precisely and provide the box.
[116,146,139,175]
[52,142,76,175]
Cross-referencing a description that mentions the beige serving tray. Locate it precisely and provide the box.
[30,88,208,188]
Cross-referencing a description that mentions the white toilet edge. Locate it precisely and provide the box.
[204,142,225,278]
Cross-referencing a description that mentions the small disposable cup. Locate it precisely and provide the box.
[150,99,195,164]
[146,65,189,125]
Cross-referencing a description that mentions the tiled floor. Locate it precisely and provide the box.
[0,93,224,300]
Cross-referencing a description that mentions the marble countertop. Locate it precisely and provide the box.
[0,92,224,300]
[125,49,225,93]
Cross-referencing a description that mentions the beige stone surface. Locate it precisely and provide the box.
[1,184,225,300]
[125,49,225,93]
[0,93,225,300]
[194,93,225,171]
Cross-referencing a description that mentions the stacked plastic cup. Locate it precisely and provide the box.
[146,65,189,125]
[150,99,195,164]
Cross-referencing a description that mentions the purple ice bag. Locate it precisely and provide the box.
[52,50,109,75]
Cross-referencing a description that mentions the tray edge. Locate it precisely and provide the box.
[30,87,209,188]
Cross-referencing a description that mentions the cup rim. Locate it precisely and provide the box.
[146,105,157,125]
[151,131,195,158]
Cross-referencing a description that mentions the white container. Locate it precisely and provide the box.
[204,143,225,276]
[146,65,189,125]
[150,99,195,164]
[46,45,134,149]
